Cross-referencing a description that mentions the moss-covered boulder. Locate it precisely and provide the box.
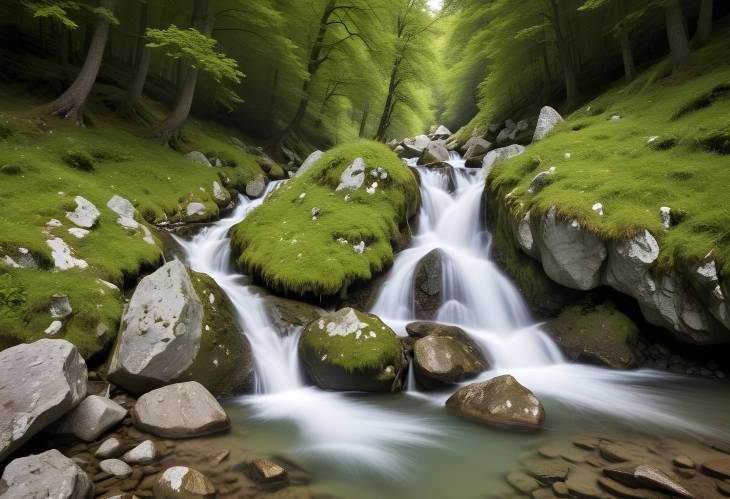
[543,302,639,369]
[298,307,407,392]
[230,140,420,297]
[108,260,254,396]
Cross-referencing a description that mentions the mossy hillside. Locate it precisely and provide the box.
[0,269,122,358]
[231,140,420,296]
[487,33,730,277]
[183,270,254,396]
[0,89,267,358]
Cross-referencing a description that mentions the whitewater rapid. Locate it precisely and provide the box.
[175,153,728,480]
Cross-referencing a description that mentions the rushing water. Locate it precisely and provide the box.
[176,155,730,498]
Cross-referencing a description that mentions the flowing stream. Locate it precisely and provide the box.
[176,155,730,498]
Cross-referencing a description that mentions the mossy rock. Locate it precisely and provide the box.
[230,140,420,297]
[298,307,407,392]
[543,302,639,369]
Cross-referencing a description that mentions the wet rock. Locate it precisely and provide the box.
[249,458,288,483]
[552,481,569,497]
[565,468,603,498]
[185,151,211,167]
[604,463,694,497]
[718,480,730,496]
[422,162,457,193]
[100,459,133,478]
[96,437,123,459]
[463,137,492,168]
[108,260,253,396]
[54,395,127,442]
[0,449,93,499]
[298,308,407,392]
[524,458,570,484]
[413,248,443,320]
[510,211,539,258]
[533,106,563,142]
[185,202,208,222]
[263,295,326,337]
[599,441,651,463]
[418,141,449,165]
[245,174,268,198]
[132,381,230,438]
[445,374,545,431]
[413,334,487,388]
[122,440,157,465]
[507,471,540,494]
[598,476,667,499]
[153,466,216,499]
[335,157,366,191]
[295,150,324,177]
[534,206,607,290]
[703,458,730,480]
[544,303,639,369]
[0,339,87,462]
[673,456,695,469]
[432,125,452,140]
[66,195,100,229]
[401,135,430,158]
[482,144,526,174]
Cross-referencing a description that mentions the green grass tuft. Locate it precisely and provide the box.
[231,140,420,297]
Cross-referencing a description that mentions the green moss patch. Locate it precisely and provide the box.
[487,33,730,277]
[231,140,420,297]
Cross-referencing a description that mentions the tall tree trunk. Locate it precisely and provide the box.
[694,0,713,47]
[664,0,691,67]
[154,0,214,145]
[358,102,369,138]
[546,0,579,106]
[133,0,148,67]
[277,0,335,143]
[375,59,400,142]
[40,0,116,125]
[618,30,637,82]
[123,47,150,114]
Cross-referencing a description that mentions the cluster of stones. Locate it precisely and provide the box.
[502,432,730,498]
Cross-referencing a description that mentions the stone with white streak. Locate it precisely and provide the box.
[336,157,366,191]
[533,207,606,290]
[65,196,100,229]
[0,449,93,499]
[47,237,88,270]
[532,106,563,142]
[122,439,157,464]
[0,339,87,462]
[153,466,216,499]
[68,227,89,239]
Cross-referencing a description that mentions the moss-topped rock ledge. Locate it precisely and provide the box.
[298,307,407,392]
[230,140,420,297]
[485,38,730,345]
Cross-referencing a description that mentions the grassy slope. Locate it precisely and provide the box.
[487,33,730,276]
[0,89,265,358]
[231,140,420,297]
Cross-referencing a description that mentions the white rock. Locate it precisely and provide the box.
[592,203,604,216]
[296,150,324,177]
[185,151,212,167]
[45,320,63,335]
[186,202,207,220]
[122,439,157,464]
[50,294,73,318]
[65,196,100,229]
[482,145,526,174]
[47,218,63,228]
[107,195,138,229]
[212,181,227,202]
[2,255,20,267]
[96,437,123,458]
[533,106,563,142]
[660,206,671,229]
[47,237,88,270]
[100,458,132,478]
[67,227,89,239]
[353,241,365,254]
[336,157,366,191]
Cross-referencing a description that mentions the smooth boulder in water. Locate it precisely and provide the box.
[413,248,443,320]
[0,449,93,499]
[0,339,87,462]
[445,374,545,431]
[417,141,449,165]
[298,308,408,392]
[108,260,254,396]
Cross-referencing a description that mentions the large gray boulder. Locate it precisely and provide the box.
[245,174,268,198]
[446,375,545,431]
[263,295,326,337]
[65,196,100,229]
[295,150,324,177]
[432,125,452,140]
[108,260,254,396]
[534,207,606,290]
[413,249,444,320]
[298,308,407,392]
[418,141,449,165]
[132,381,230,438]
[54,395,127,442]
[0,449,93,498]
[336,157,366,191]
[482,144,526,174]
[532,106,563,142]
[0,339,87,462]
[463,137,492,168]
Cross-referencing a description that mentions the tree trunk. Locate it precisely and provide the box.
[375,59,400,142]
[133,0,148,67]
[618,30,636,82]
[40,0,116,125]
[358,102,369,138]
[123,46,150,114]
[546,0,579,106]
[664,0,691,67]
[154,0,214,145]
[277,0,335,142]
[694,0,713,47]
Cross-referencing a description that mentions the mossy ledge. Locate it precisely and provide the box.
[230,140,420,298]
